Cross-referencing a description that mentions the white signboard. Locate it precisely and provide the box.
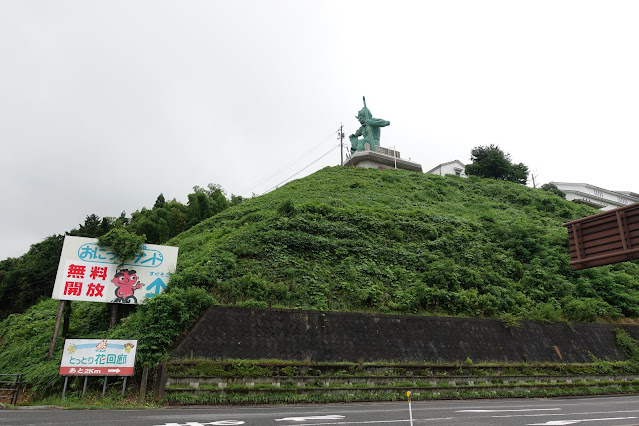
[52,236,178,304]
[60,339,138,376]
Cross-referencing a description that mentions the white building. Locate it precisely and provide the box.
[550,182,639,211]
[344,144,423,172]
[425,160,466,178]
[424,159,638,212]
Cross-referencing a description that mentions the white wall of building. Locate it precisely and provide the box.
[426,160,466,178]
[551,182,639,211]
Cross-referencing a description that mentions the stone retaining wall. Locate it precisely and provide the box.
[171,305,639,363]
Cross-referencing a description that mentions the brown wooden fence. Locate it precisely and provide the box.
[564,202,639,270]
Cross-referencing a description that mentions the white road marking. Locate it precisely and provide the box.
[528,417,638,425]
[288,418,454,425]
[154,422,245,426]
[494,409,639,419]
[275,415,345,422]
[458,408,561,413]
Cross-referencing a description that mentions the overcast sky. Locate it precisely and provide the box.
[1,1,638,260]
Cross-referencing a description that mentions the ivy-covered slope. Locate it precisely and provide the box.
[168,166,639,322]
[4,166,639,399]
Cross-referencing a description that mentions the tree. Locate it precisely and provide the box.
[465,145,529,185]
[0,234,64,318]
[154,193,166,209]
[541,183,566,199]
[69,214,115,238]
[230,194,245,206]
[97,228,146,267]
[187,184,230,226]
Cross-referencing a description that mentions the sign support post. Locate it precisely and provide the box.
[61,376,69,400]
[47,301,65,360]
[62,301,71,337]
[109,304,118,329]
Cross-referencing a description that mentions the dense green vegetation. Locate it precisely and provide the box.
[2,165,639,401]
[465,144,529,185]
[0,184,235,319]
[169,166,639,321]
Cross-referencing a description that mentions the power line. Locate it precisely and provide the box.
[241,130,338,195]
[260,142,341,195]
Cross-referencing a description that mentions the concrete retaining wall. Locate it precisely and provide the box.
[171,306,639,363]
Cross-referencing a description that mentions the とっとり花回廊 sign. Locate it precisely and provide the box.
[59,339,138,376]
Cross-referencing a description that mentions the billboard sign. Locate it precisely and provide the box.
[52,236,178,304]
[59,339,138,376]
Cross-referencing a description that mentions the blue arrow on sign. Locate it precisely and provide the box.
[145,278,166,299]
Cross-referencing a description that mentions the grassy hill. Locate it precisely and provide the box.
[167,166,639,322]
[3,165,639,399]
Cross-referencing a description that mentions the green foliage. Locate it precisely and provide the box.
[465,145,529,184]
[97,228,146,266]
[187,184,230,226]
[541,183,566,199]
[563,298,599,322]
[68,214,116,238]
[278,199,296,217]
[615,329,639,363]
[499,313,522,328]
[163,166,638,322]
[0,286,214,399]
[108,287,214,366]
[5,166,639,401]
[0,234,64,318]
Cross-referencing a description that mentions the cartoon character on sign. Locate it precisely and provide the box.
[110,269,144,303]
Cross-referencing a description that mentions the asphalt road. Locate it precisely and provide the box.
[4,396,639,426]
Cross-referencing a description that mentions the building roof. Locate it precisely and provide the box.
[425,160,466,175]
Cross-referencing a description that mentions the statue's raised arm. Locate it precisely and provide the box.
[350,96,390,154]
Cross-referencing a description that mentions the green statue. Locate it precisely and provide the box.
[349,96,390,154]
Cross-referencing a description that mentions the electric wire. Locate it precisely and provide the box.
[240,129,340,195]
[260,142,342,195]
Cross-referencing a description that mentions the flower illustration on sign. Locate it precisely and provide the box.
[67,343,76,354]
[95,340,108,352]
[123,342,135,354]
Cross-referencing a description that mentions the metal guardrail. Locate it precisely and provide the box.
[0,374,23,405]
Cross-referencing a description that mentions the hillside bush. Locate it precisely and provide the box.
[4,166,639,399]
[164,166,638,322]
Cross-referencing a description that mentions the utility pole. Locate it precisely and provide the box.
[338,123,345,165]
[531,172,538,189]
